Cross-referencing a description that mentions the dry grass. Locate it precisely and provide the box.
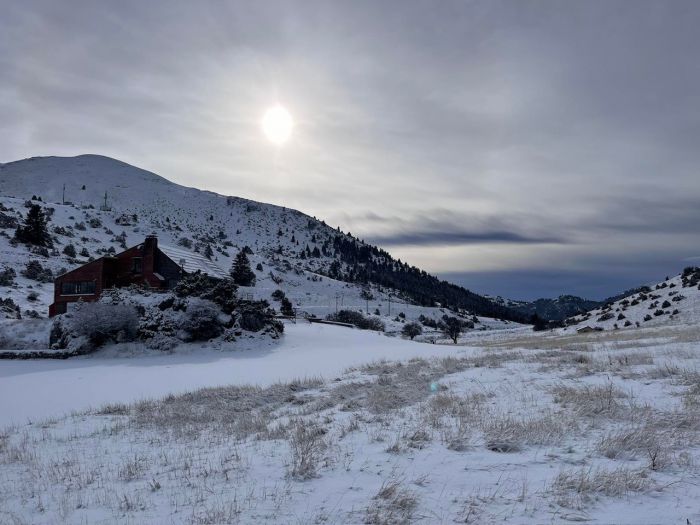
[483,413,568,452]
[552,466,650,505]
[287,419,327,480]
[132,376,323,439]
[365,478,419,525]
[551,382,628,418]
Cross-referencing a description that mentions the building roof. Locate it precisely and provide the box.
[159,244,228,279]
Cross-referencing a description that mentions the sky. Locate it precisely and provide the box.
[1,1,699,300]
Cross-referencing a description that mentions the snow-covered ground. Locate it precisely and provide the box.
[2,322,700,524]
[0,323,467,428]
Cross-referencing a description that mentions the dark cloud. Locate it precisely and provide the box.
[368,228,565,247]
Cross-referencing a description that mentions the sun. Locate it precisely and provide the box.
[261,105,294,145]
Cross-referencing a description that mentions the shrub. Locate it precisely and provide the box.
[0,267,16,286]
[326,310,385,331]
[62,243,76,258]
[271,289,286,301]
[177,237,193,249]
[238,300,280,332]
[181,301,224,341]
[21,260,53,282]
[51,302,139,350]
[0,298,21,319]
[200,277,238,314]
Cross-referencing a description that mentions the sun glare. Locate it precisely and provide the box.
[261,105,293,145]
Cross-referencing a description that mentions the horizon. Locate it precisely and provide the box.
[2,2,699,300]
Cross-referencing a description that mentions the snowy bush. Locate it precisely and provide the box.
[51,302,139,351]
[21,260,53,282]
[180,300,224,341]
[326,310,385,331]
[237,300,279,332]
[0,267,16,286]
[0,298,21,319]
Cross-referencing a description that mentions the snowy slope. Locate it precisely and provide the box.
[0,154,518,333]
[563,268,700,332]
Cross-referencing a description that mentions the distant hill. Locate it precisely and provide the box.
[511,295,602,321]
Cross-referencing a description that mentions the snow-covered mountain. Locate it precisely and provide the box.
[0,154,523,329]
[564,267,700,331]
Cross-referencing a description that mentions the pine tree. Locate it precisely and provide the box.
[230,249,256,286]
[15,204,52,247]
[280,297,294,316]
[204,244,214,260]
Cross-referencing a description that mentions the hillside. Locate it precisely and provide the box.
[563,267,700,331]
[0,154,525,328]
[491,294,602,321]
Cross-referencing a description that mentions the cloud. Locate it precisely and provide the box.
[368,228,565,247]
[1,1,699,298]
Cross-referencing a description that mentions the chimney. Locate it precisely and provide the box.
[143,235,158,274]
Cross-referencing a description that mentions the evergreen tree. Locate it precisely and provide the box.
[280,297,294,316]
[15,204,52,247]
[230,249,256,286]
[63,243,76,258]
[203,244,214,260]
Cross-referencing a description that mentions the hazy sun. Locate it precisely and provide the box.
[261,105,293,145]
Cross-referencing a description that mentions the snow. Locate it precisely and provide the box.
[159,243,228,279]
[0,323,463,428]
[2,321,700,524]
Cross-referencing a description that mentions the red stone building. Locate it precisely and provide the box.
[49,235,226,316]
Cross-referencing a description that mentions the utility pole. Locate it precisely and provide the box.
[388,295,392,316]
[62,184,65,205]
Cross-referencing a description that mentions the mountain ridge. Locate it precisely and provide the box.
[0,154,527,323]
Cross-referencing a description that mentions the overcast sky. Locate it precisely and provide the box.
[2,1,699,300]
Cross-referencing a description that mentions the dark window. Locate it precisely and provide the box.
[61,281,96,295]
[132,257,143,273]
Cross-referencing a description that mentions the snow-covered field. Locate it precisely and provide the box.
[2,321,700,524]
[0,323,469,428]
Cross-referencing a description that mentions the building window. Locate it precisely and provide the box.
[132,257,143,274]
[61,281,96,295]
